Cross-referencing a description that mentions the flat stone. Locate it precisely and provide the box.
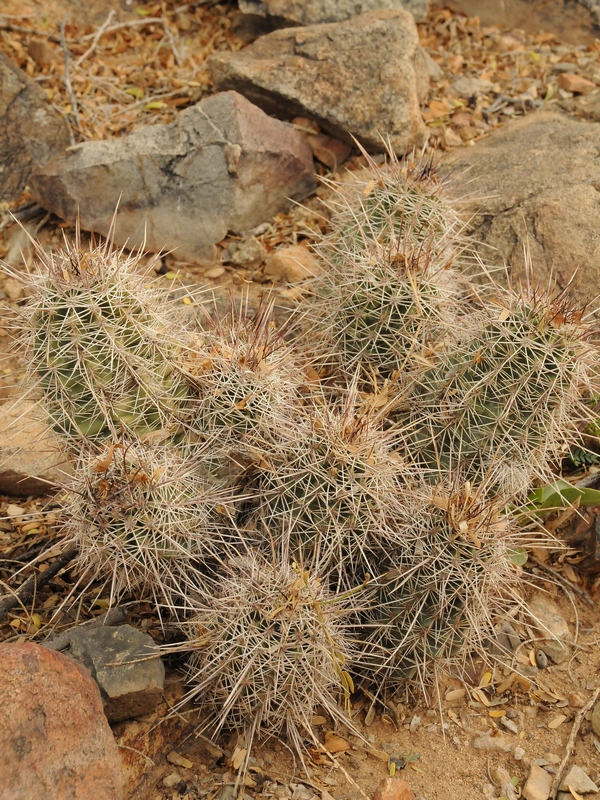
[69,624,165,723]
[444,112,600,304]
[541,640,571,664]
[558,73,598,94]
[239,0,429,24]
[0,53,71,203]
[0,642,123,800]
[209,10,429,155]
[527,593,571,640]
[472,732,513,753]
[371,778,415,800]
[522,764,553,800]
[0,399,71,496]
[559,765,600,793]
[31,91,315,264]
[592,700,600,736]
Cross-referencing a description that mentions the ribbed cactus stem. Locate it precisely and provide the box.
[14,230,191,448]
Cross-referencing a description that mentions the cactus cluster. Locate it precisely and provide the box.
[7,147,598,775]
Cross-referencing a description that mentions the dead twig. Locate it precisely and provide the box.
[43,606,126,650]
[0,546,78,621]
[73,9,116,69]
[528,555,595,608]
[551,685,600,798]
[58,15,81,143]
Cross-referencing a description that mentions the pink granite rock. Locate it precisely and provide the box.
[0,642,123,800]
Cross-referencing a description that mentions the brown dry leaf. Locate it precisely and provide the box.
[445,688,466,702]
[231,746,247,770]
[547,714,568,729]
[324,732,351,754]
[472,688,491,707]
[166,750,193,768]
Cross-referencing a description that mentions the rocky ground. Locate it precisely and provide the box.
[2,1,600,799]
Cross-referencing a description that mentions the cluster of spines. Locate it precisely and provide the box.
[402,284,598,497]
[15,231,191,448]
[179,551,356,770]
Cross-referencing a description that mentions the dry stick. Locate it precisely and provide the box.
[551,685,600,798]
[58,15,81,143]
[0,546,78,620]
[43,607,126,651]
[79,16,165,40]
[528,554,595,608]
[73,9,116,69]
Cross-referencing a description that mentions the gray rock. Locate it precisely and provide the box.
[209,10,429,155]
[0,53,71,203]
[444,112,600,305]
[31,91,316,264]
[0,400,70,496]
[239,0,429,24]
[527,593,571,640]
[69,624,165,723]
[430,0,600,44]
[559,765,600,794]
[522,764,553,800]
[541,640,571,664]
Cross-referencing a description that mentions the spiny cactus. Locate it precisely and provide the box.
[359,481,523,694]
[250,384,409,591]
[179,552,356,768]
[403,284,600,497]
[183,299,304,474]
[61,438,233,605]
[307,236,463,378]
[13,228,191,447]
[321,148,470,264]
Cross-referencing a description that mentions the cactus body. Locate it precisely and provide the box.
[252,389,408,590]
[181,553,355,754]
[184,301,302,474]
[62,439,230,602]
[360,483,520,689]
[18,237,191,447]
[405,288,599,497]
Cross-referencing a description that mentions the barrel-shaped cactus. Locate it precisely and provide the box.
[251,387,409,591]
[61,439,232,603]
[184,300,304,474]
[15,233,191,448]
[404,286,599,497]
[180,552,356,761]
[359,482,521,691]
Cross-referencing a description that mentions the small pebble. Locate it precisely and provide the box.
[535,649,548,669]
[501,715,519,734]
[204,267,225,279]
[371,777,415,800]
[409,715,421,733]
[514,747,526,761]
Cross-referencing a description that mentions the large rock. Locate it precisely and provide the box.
[0,399,70,496]
[430,0,600,44]
[0,53,71,203]
[239,0,429,24]
[69,624,165,723]
[0,642,123,800]
[209,10,429,155]
[443,112,600,304]
[31,91,316,263]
